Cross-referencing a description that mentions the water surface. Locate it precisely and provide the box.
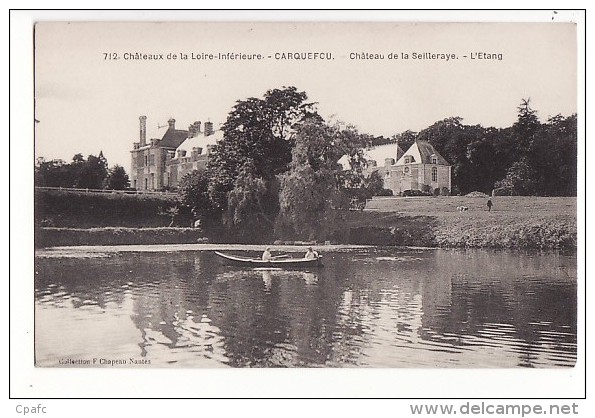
[35,248,577,368]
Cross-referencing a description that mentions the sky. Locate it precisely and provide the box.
[34,21,577,169]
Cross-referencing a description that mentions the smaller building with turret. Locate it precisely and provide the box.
[384,140,451,195]
[338,140,451,195]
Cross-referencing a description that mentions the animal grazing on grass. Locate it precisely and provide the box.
[456,206,469,212]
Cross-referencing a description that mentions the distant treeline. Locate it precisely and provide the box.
[374,99,577,196]
[35,152,131,190]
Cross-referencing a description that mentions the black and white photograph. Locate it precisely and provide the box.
[11,10,586,400]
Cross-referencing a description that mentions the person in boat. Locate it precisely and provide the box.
[262,247,272,261]
[304,247,319,260]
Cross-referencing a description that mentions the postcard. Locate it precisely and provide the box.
[12,12,585,400]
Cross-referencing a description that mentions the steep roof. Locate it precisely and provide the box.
[395,140,450,166]
[338,142,404,170]
[158,127,189,149]
[363,143,405,165]
[174,130,223,157]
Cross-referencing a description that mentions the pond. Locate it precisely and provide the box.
[34,247,577,368]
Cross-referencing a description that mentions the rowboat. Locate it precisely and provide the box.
[214,251,323,268]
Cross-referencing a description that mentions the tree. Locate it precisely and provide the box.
[278,164,336,240]
[35,158,73,187]
[363,170,385,198]
[417,117,484,194]
[226,163,279,240]
[207,86,318,211]
[465,137,499,193]
[76,154,108,189]
[35,153,109,189]
[177,169,216,219]
[525,113,577,195]
[276,119,368,239]
[494,158,539,195]
[106,165,130,190]
[391,130,417,152]
[513,98,541,152]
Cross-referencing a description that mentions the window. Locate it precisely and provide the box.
[385,171,390,179]
[149,155,155,166]
[404,156,410,164]
[432,167,438,182]
[144,155,148,166]
[432,156,437,164]
[403,166,410,174]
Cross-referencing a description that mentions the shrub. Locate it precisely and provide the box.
[493,187,516,196]
[440,187,450,196]
[375,188,394,197]
[37,227,206,247]
[433,188,441,197]
[403,189,432,197]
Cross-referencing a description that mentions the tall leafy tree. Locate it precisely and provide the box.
[277,119,367,239]
[207,86,319,211]
[494,158,539,195]
[76,154,108,189]
[106,165,130,190]
[513,98,541,153]
[177,169,216,219]
[417,117,485,194]
[526,114,577,195]
[226,162,280,240]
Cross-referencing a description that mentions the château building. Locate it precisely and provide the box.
[130,116,221,190]
[340,140,452,195]
[383,140,451,195]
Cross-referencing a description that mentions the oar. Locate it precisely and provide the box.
[271,254,289,259]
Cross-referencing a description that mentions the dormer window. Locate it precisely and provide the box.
[404,156,411,164]
[432,155,437,164]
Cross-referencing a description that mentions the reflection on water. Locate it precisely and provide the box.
[35,249,577,368]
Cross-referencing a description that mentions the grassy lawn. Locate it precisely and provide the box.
[366,196,576,218]
[343,196,578,249]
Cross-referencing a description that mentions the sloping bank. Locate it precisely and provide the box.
[36,214,577,250]
[331,212,576,250]
[36,227,207,247]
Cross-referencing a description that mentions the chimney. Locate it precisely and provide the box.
[188,124,196,138]
[168,118,176,130]
[187,121,201,138]
[204,121,214,136]
[139,115,147,146]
